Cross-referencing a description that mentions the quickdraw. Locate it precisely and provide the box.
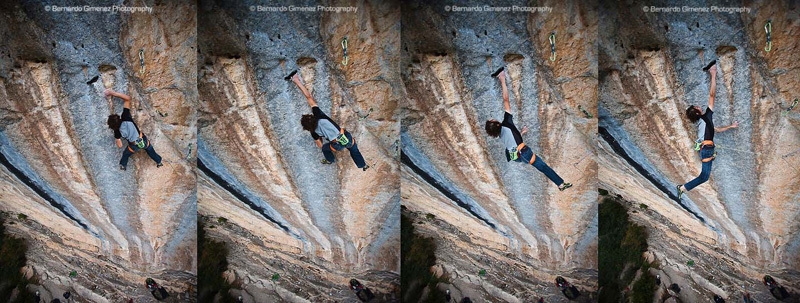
[578,105,593,118]
[783,98,798,116]
[549,32,556,62]
[139,49,145,75]
[341,37,349,66]
[764,20,772,52]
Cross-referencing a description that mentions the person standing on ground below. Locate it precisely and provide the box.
[105,89,163,171]
[677,62,738,198]
[287,70,369,171]
[484,67,571,191]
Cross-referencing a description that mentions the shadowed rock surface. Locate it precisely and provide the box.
[599,0,800,301]
[197,0,400,301]
[0,1,197,302]
[400,0,598,301]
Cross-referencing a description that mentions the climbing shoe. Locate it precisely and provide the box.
[362,164,370,171]
[559,183,572,191]
[284,70,297,81]
[491,66,505,77]
[157,162,163,168]
[321,159,332,165]
[703,59,716,71]
[120,165,126,171]
[676,184,684,200]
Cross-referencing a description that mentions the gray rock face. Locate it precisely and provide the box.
[0,1,197,300]
[599,0,800,299]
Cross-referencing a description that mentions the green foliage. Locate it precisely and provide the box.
[630,265,656,303]
[599,197,651,303]
[478,269,486,277]
[639,203,648,210]
[271,273,280,281]
[687,260,695,267]
[425,213,436,220]
[217,217,228,224]
[401,212,447,303]
[16,214,27,220]
[599,188,609,196]
[0,216,37,302]
[198,218,237,303]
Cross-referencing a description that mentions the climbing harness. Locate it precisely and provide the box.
[549,32,556,61]
[578,105,593,118]
[764,20,772,52]
[783,98,798,116]
[698,140,716,163]
[341,37,348,66]
[139,49,145,75]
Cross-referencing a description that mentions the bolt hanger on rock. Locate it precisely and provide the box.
[341,37,349,66]
[764,20,772,52]
[549,32,556,61]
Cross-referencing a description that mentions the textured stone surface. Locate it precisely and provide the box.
[599,0,800,300]
[400,0,598,300]
[0,1,197,301]
[197,0,400,300]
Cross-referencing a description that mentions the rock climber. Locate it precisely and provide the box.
[676,61,738,199]
[105,89,163,171]
[484,67,572,191]
[287,70,369,171]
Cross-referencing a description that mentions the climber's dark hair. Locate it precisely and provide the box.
[300,114,318,132]
[685,106,702,123]
[107,114,121,130]
[485,120,501,137]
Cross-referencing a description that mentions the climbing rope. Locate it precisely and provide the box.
[341,37,348,66]
[549,32,556,61]
[138,49,145,75]
[764,20,772,52]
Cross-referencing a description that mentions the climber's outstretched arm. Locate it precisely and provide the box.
[291,74,317,108]
[105,89,131,109]
[499,71,511,113]
[707,66,716,111]
[715,121,739,133]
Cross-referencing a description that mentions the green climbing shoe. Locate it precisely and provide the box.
[321,159,332,165]
[559,183,572,191]
[362,164,370,171]
[676,184,684,200]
